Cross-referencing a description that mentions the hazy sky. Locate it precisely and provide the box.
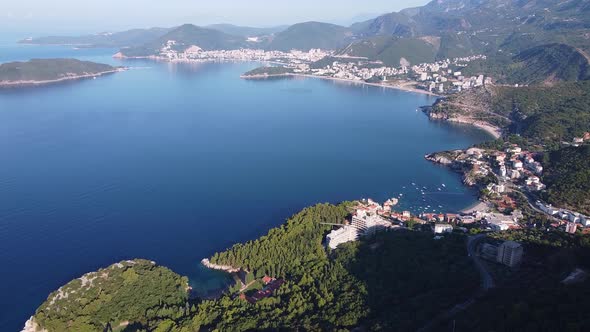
[3,0,429,34]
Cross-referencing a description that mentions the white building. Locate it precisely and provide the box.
[434,224,453,234]
[510,170,521,179]
[458,215,476,224]
[326,226,358,249]
[497,241,523,267]
[352,214,391,235]
[499,165,507,177]
[486,213,518,231]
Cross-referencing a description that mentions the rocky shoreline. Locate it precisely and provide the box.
[20,317,46,332]
[421,106,502,139]
[201,258,241,273]
[425,151,480,187]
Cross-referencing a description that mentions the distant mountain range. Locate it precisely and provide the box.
[204,24,288,37]
[119,24,251,57]
[20,0,590,84]
[19,28,173,48]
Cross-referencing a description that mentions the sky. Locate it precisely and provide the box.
[2,0,429,35]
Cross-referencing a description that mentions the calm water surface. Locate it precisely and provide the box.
[0,43,492,331]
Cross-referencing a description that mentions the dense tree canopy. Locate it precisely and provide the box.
[33,260,189,332]
[543,145,590,215]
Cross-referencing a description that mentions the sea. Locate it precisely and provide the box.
[0,37,492,331]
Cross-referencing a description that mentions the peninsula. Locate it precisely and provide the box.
[0,59,125,87]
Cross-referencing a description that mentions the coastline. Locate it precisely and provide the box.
[201,258,241,273]
[0,68,125,87]
[20,317,46,332]
[447,117,502,139]
[114,52,440,97]
[460,200,489,214]
[249,73,442,97]
[293,74,441,97]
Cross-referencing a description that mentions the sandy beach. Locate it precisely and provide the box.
[461,200,490,214]
[290,73,441,97]
[447,117,502,139]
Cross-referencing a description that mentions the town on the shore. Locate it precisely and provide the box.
[117,40,492,95]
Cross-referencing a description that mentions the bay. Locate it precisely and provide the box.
[0,43,491,331]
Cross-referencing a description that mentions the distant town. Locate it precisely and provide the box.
[116,41,492,95]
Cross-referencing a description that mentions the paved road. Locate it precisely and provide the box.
[510,187,560,222]
[467,234,495,290]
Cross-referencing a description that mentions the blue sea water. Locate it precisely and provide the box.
[0,42,492,331]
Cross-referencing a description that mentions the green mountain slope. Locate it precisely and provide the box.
[430,81,590,146]
[509,44,590,84]
[266,22,353,51]
[337,36,438,66]
[543,145,590,215]
[205,24,287,37]
[350,12,417,38]
[463,44,590,85]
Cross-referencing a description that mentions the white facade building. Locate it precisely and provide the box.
[352,214,391,235]
[326,226,358,249]
[434,224,453,234]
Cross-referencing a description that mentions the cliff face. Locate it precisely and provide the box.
[422,106,449,120]
[21,317,47,332]
[425,152,453,165]
[425,150,479,186]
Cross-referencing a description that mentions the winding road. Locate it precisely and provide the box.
[468,234,495,290]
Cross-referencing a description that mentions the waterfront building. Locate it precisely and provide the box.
[497,241,523,267]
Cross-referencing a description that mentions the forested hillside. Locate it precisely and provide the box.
[445,229,590,331]
[336,36,438,66]
[32,260,189,331]
[266,22,353,51]
[544,146,590,215]
[431,81,590,147]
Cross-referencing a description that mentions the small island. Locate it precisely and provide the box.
[240,66,294,79]
[0,59,125,87]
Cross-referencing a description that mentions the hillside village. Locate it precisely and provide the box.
[425,141,590,231]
